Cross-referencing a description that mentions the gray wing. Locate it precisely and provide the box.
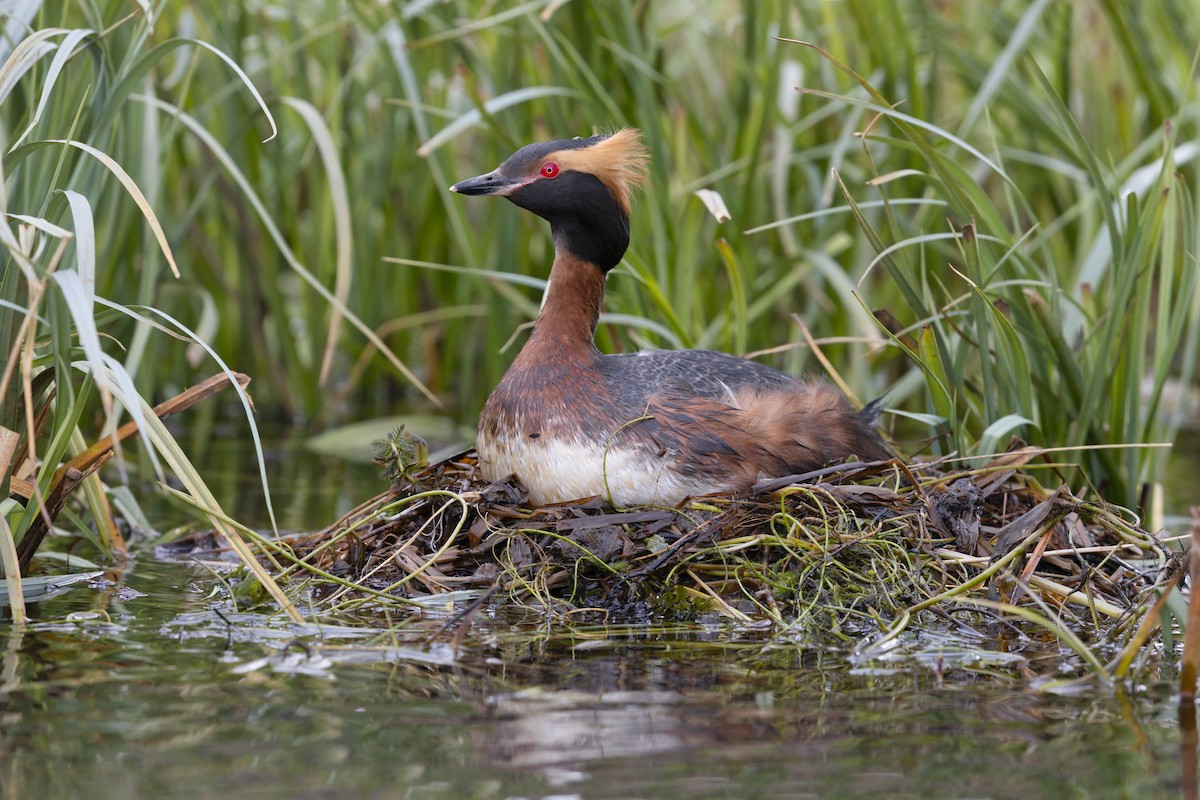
[599,349,798,406]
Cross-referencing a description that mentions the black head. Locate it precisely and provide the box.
[450,129,648,271]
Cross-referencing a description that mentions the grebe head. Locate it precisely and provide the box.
[451,129,649,271]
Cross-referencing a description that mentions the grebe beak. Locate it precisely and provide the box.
[450,169,522,197]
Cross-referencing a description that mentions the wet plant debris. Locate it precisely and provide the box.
[217,442,1178,659]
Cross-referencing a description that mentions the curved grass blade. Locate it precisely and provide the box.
[416,86,577,157]
[0,27,61,108]
[134,94,440,406]
[99,37,277,142]
[282,97,352,387]
[95,296,282,538]
[5,138,181,277]
[11,27,94,149]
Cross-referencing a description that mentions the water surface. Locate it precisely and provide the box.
[1,433,1193,799]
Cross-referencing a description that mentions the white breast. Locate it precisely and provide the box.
[477,428,729,507]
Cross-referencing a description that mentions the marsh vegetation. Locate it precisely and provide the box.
[2,1,1200,793]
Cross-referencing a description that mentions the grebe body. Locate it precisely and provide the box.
[451,130,888,506]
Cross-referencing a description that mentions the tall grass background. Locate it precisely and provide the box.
[2,0,1198,575]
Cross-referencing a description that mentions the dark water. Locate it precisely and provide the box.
[1164,428,1200,520]
[1,434,1194,799]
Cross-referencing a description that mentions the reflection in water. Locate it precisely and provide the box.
[0,434,1194,798]
[0,560,1189,799]
[487,690,693,767]
[1184,700,1198,800]
[1166,428,1200,516]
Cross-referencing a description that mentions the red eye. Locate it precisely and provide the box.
[540,162,560,178]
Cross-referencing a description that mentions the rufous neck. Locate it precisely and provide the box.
[528,251,606,351]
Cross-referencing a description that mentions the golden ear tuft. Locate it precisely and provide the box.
[552,128,649,215]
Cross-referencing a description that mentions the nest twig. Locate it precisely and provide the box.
[261,445,1174,653]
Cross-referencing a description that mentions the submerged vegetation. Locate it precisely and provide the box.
[1,0,1199,683]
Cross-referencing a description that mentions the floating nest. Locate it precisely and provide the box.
[268,442,1177,666]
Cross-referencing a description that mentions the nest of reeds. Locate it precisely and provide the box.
[278,441,1177,650]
